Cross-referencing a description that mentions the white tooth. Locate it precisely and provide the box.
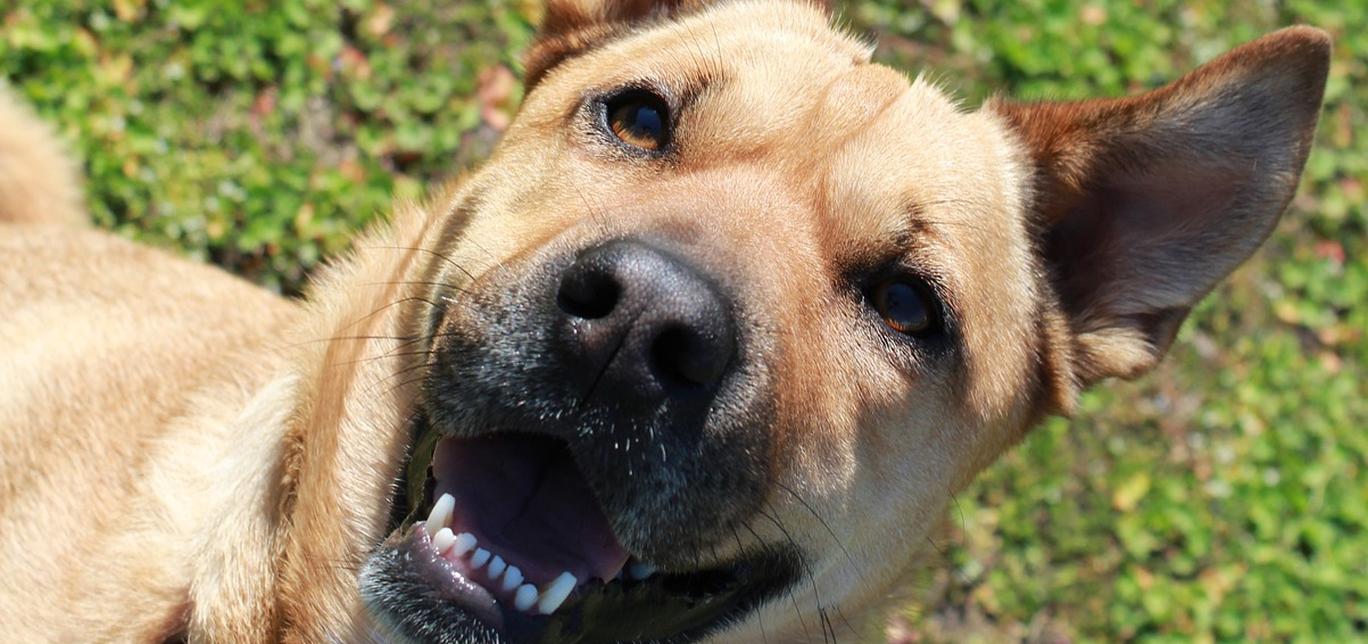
[513,584,539,612]
[471,548,491,569]
[431,528,456,554]
[501,566,523,593]
[628,562,658,580]
[487,556,506,579]
[452,532,477,558]
[425,493,455,535]
[537,572,578,615]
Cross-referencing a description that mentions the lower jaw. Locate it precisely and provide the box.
[361,522,802,644]
[367,418,802,642]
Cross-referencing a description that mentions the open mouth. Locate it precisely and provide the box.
[363,423,798,643]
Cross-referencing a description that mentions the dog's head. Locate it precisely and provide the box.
[330,2,1328,641]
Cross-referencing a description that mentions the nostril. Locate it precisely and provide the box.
[649,325,730,390]
[556,240,738,402]
[650,326,701,389]
[557,267,620,320]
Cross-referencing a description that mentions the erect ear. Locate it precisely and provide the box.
[992,27,1330,390]
[524,0,830,88]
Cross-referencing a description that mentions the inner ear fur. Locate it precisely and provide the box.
[990,27,1330,393]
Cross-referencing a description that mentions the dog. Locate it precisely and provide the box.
[0,0,1329,641]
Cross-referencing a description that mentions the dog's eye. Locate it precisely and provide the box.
[873,279,938,336]
[605,90,671,151]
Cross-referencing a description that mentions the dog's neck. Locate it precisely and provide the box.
[161,181,477,640]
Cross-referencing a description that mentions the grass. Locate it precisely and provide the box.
[3,1,1363,641]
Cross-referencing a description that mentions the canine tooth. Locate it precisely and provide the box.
[501,566,523,592]
[471,548,491,569]
[628,562,658,579]
[431,528,456,554]
[452,532,477,558]
[513,584,539,612]
[537,572,577,615]
[487,556,506,579]
[425,493,455,535]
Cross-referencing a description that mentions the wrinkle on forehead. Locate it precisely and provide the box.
[673,45,873,164]
[815,73,966,258]
[806,64,917,161]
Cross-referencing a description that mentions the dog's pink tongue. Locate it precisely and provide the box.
[432,433,630,586]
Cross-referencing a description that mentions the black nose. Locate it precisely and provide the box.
[556,240,736,405]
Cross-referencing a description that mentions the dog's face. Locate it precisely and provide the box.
[347,2,1328,641]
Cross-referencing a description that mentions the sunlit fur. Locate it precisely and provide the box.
[0,89,84,226]
[0,1,1327,641]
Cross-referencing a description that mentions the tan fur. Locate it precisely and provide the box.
[0,88,86,226]
[0,3,1327,642]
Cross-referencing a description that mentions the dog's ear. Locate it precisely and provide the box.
[992,27,1330,390]
[525,0,829,87]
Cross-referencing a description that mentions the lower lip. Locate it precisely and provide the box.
[398,523,509,631]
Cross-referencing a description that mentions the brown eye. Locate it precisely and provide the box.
[873,279,937,336]
[605,90,671,151]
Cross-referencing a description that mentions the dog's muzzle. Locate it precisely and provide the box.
[360,235,796,643]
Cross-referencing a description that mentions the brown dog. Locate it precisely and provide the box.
[0,1,1329,642]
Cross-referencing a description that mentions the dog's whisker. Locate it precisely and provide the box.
[325,349,437,370]
[774,481,859,579]
[360,280,470,291]
[923,534,950,560]
[306,283,485,363]
[341,335,432,364]
[374,361,434,393]
[360,245,479,282]
[319,327,467,371]
[295,334,420,346]
[570,179,612,240]
[758,505,826,641]
[325,258,481,338]
[378,372,432,403]
[351,353,437,401]
[818,605,837,644]
[732,526,772,644]
[453,229,499,263]
[293,554,368,573]
[329,292,442,335]
[786,587,812,642]
[324,317,452,370]
[833,605,858,637]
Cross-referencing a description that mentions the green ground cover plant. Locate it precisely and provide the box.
[3,1,1362,641]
